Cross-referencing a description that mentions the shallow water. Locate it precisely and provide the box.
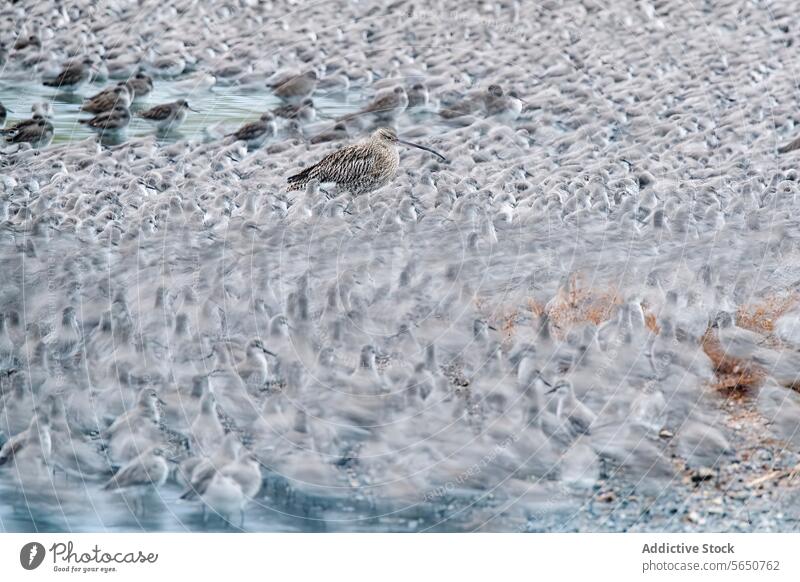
[0,74,378,146]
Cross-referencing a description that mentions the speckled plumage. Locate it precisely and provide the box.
[287,128,401,195]
[3,117,54,147]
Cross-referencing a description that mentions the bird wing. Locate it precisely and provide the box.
[104,457,152,489]
[0,433,25,466]
[287,143,374,189]
[81,110,111,127]
[1,117,35,135]
[778,136,800,154]
[6,121,49,143]
[230,121,265,141]
[44,65,84,87]
[180,462,216,499]
[138,104,173,120]
[81,90,114,112]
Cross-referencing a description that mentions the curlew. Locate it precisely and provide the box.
[286,127,447,195]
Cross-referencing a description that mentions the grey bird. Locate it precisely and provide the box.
[269,70,318,103]
[137,99,196,131]
[272,98,316,122]
[3,117,54,147]
[226,112,276,148]
[79,105,131,132]
[125,72,154,99]
[338,86,408,123]
[286,127,447,195]
[104,447,169,514]
[81,83,131,113]
[43,57,94,92]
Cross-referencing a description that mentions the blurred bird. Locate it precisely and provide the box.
[79,105,131,132]
[226,112,276,148]
[137,99,196,131]
[269,70,317,103]
[43,57,94,92]
[81,83,131,113]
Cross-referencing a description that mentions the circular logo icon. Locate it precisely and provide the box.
[20,542,46,570]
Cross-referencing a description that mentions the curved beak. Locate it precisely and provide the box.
[261,347,277,357]
[187,106,200,113]
[397,138,448,162]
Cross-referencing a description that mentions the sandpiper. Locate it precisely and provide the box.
[81,83,131,113]
[79,105,131,132]
[3,117,54,148]
[104,447,169,515]
[125,71,154,100]
[287,127,447,195]
[43,57,94,92]
[14,34,41,51]
[226,112,276,148]
[137,99,196,131]
[272,98,316,122]
[269,70,317,103]
[338,86,408,123]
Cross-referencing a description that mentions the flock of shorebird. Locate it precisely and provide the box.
[0,57,489,196]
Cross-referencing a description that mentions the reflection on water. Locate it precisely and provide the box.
[0,72,385,147]
[0,476,474,533]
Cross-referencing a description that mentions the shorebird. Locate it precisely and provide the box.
[272,98,315,122]
[14,34,41,51]
[104,447,169,514]
[226,112,276,148]
[286,127,447,195]
[137,99,196,131]
[547,379,596,436]
[79,105,131,132]
[484,84,524,120]
[407,83,429,110]
[43,57,94,92]
[338,86,408,123]
[0,101,7,127]
[125,72,154,99]
[3,117,54,148]
[269,70,317,103]
[81,83,131,113]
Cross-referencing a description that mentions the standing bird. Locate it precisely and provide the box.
[226,112,276,148]
[286,127,447,195]
[81,83,131,113]
[137,99,196,131]
[125,72,154,100]
[104,447,169,515]
[338,86,408,123]
[3,117,53,147]
[272,98,316,122]
[43,57,94,92]
[269,70,317,103]
[79,105,131,132]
